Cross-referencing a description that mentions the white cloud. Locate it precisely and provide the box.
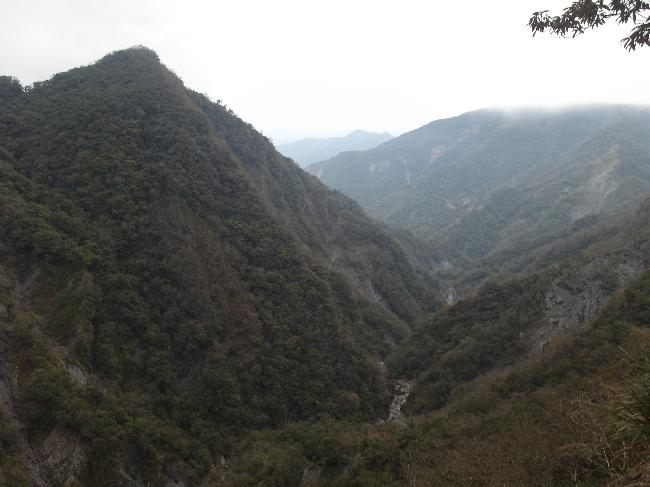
[2,0,649,143]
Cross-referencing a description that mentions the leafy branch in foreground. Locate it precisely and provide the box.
[529,0,650,50]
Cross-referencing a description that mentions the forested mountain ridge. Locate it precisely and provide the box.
[0,47,439,485]
[392,196,649,413]
[308,107,650,263]
[213,198,650,486]
[223,106,650,486]
[2,46,650,487]
[277,130,393,167]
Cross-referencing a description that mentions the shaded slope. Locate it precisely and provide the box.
[0,47,439,485]
[392,197,650,413]
[217,265,650,486]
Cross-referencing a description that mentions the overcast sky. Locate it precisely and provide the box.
[2,0,650,143]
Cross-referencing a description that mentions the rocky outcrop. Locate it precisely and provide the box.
[40,428,85,487]
[62,362,88,386]
[533,255,645,351]
[300,465,323,487]
[538,274,605,348]
[445,286,458,305]
[388,379,412,424]
[617,255,645,286]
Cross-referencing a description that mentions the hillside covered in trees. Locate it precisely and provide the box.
[308,107,650,266]
[0,47,439,485]
[1,47,649,487]
[214,198,650,486]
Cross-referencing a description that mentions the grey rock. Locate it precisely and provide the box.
[617,255,645,286]
[300,465,323,487]
[388,379,412,424]
[533,254,645,352]
[63,362,88,386]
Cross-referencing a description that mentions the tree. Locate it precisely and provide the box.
[529,0,650,51]
[0,76,23,102]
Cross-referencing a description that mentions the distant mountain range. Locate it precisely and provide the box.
[277,130,394,167]
[308,106,650,263]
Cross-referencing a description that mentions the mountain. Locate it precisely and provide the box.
[222,268,650,486]
[277,130,394,167]
[392,197,650,412]
[2,47,650,487]
[212,108,650,486]
[216,198,650,486]
[308,107,650,263]
[0,47,439,485]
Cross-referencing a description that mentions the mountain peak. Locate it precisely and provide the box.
[98,45,161,65]
[60,45,186,97]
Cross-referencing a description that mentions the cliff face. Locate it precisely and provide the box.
[534,254,645,351]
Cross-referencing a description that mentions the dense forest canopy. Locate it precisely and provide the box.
[0,45,649,486]
[308,106,650,279]
[0,46,441,485]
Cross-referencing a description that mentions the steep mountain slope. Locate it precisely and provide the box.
[392,197,649,413]
[0,47,439,485]
[308,107,650,261]
[216,199,650,486]
[2,47,648,487]
[277,130,393,167]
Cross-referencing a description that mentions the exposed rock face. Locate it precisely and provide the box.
[40,428,85,487]
[388,379,413,424]
[445,286,458,305]
[300,465,323,487]
[539,275,605,347]
[62,362,88,386]
[617,255,645,286]
[533,255,645,351]
[367,281,385,305]
[571,145,622,221]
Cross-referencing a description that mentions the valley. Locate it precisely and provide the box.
[0,47,648,486]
